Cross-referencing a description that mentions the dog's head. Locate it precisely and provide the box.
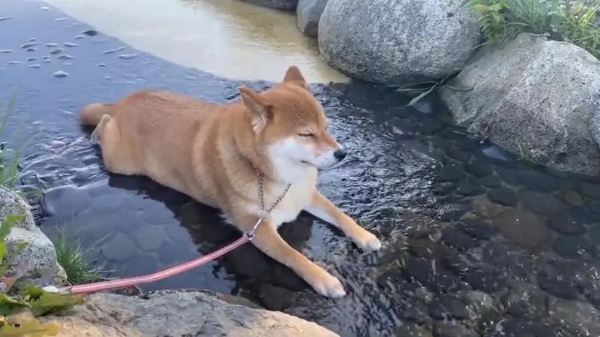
[238,66,345,176]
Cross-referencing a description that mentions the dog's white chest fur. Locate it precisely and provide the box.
[248,168,317,227]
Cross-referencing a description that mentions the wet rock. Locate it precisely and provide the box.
[458,219,497,240]
[444,146,470,162]
[53,70,68,78]
[520,190,566,216]
[536,259,582,300]
[394,322,433,337]
[409,238,456,260]
[258,283,294,311]
[471,195,505,219]
[101,233,137,262]
[271,264,306,291]
[417,116,446,134]
[495,167,520,186]
[437,203,470,222]
[296,0,327,38]
[486,187,518,207]
[516,170,560,192]
[552,235,595,259]
[93,193,127,212]
[588,223,600,242]
[134,227,164,251]
[576,181,600,200]
[459,264,507,293]
[49,47,63,54]
[479,143,518,168]
[43,185,94,219]
[118,53,139,60]
[492,209,552,250]
[548,297,600,337]
[428,294,468,320]
[464,160,493,178]
[40,290,339,336]
[433,322,479,337]
[482,241,533,279]
[114,211,143,234]
[240,0,298,11]
[561,189,584,207]
[57,54,74,60]
[586,198,600,216]
[479,175,501,188]
[440,33,600,176]
[436,164,465,182]
[397,300,433,326]
[403,257,466,293]
[83,29,99,36]
[491,317,536,337]
[501,282,549,319]
[545,214,586,236]
[64,42,78,47]
[456,180,485,196]
[462,290,497,322]
[21,42,38,48]
[0,187,67,289]
[440,228,479,251]
[318,0,479,84]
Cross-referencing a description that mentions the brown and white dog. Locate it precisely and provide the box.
[79,66,382,298]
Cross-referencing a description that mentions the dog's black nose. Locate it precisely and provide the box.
[333,149,347,161]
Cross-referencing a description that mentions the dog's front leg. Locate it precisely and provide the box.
[239,215,346,298]
[304,191,382,251]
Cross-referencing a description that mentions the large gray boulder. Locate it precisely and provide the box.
[0,186,67,290]
[297,0,327,38]
[41,290,340,336]
[318,0,480,85]
[439,33,600,176]
[239,0,298,12]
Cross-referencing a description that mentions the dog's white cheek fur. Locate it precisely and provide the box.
[267,137,314,184]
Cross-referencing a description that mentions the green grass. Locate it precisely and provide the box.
[471,0,600,58]
[50,228,110,285]
[0,96,22,189]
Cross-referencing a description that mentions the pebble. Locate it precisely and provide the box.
[27,64,41,69]
[57,54,74,60]
[0,16,12,21]
[93,193,127,212]
[463,160,493,177]
[118,53,139,60]
[394,322,433,337]
[46,43,58,47]
[83,29,99,36]
[520,190,566,216]
[493,209,552,249]
[49,47,63,54]
[74,35,85,39]
[471,195,505,219]
[26,47,36,52]
[479,175,501,188]
[134,227,165,251]
[403,257,466,293]
[0,49,12,53]
[21,42,38,49]
[7,61,22,65]
[456,180,485,196]
[576,181,600,200]
[586,198,600,216]
[486,187,518,207]
[536,259,583,300]
[545,214,586,235]
[53,70,68,78]
[561,189,584,207]
[258,283,294,311]
[428,294,468,320]
[101,233,137,262]
[103,46,125,54]
[440,228,479,251]
[458,219,497,240]
[495,167,520,186]
[553,235,595,259]
[436,164,465,182]
[516,170,560,192]
[27,57,36,61]
[433,322,479,337]
[63,42,78,47]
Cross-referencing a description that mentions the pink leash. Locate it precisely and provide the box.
[56,234,252,295]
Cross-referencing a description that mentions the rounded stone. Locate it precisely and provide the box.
[394,322,433,337]
[456,180,485,196]
[562,189,585,207]
[436,164,465,182]
[495,167,520,186]
[428,294,468,320]
[440,228,479,251]
[536,260,582,300]
[576,181,600,200]
[545,215,586,236]
[487,187,518,207]
[458,219,497,240]
[463,160,493,178]
[433,322,479,337]
[516,170,560,192]
[258,283,295,311]
[318,0,480,85]
[134,226,165,251]
[92,192,127,212]
[492,209,552,249]
[471,195,506,219]
[101,233,137,262]
[479,175,501,188]
[553,235,595,259]
[520,190,566,216]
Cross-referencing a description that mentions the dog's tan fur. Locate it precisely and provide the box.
[79,66,382,297]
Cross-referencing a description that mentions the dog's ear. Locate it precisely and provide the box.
[283,65,308,89]
[238,86,273,132]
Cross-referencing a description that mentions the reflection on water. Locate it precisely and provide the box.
[45,0,348,83]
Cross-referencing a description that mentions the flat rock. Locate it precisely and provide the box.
[492,209,552,250]
[296,0,327,38]
[40,290,339,336]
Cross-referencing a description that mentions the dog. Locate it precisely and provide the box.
[79,65,382,298]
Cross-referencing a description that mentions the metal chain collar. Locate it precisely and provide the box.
[245,167,291,240]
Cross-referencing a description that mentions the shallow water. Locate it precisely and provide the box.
[45,0,348,83]
[3,1,600,337]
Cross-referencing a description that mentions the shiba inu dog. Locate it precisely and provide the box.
[79,66,382,298]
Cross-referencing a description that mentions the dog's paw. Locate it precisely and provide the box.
[354,231,382,252]
[309,270,346,298]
